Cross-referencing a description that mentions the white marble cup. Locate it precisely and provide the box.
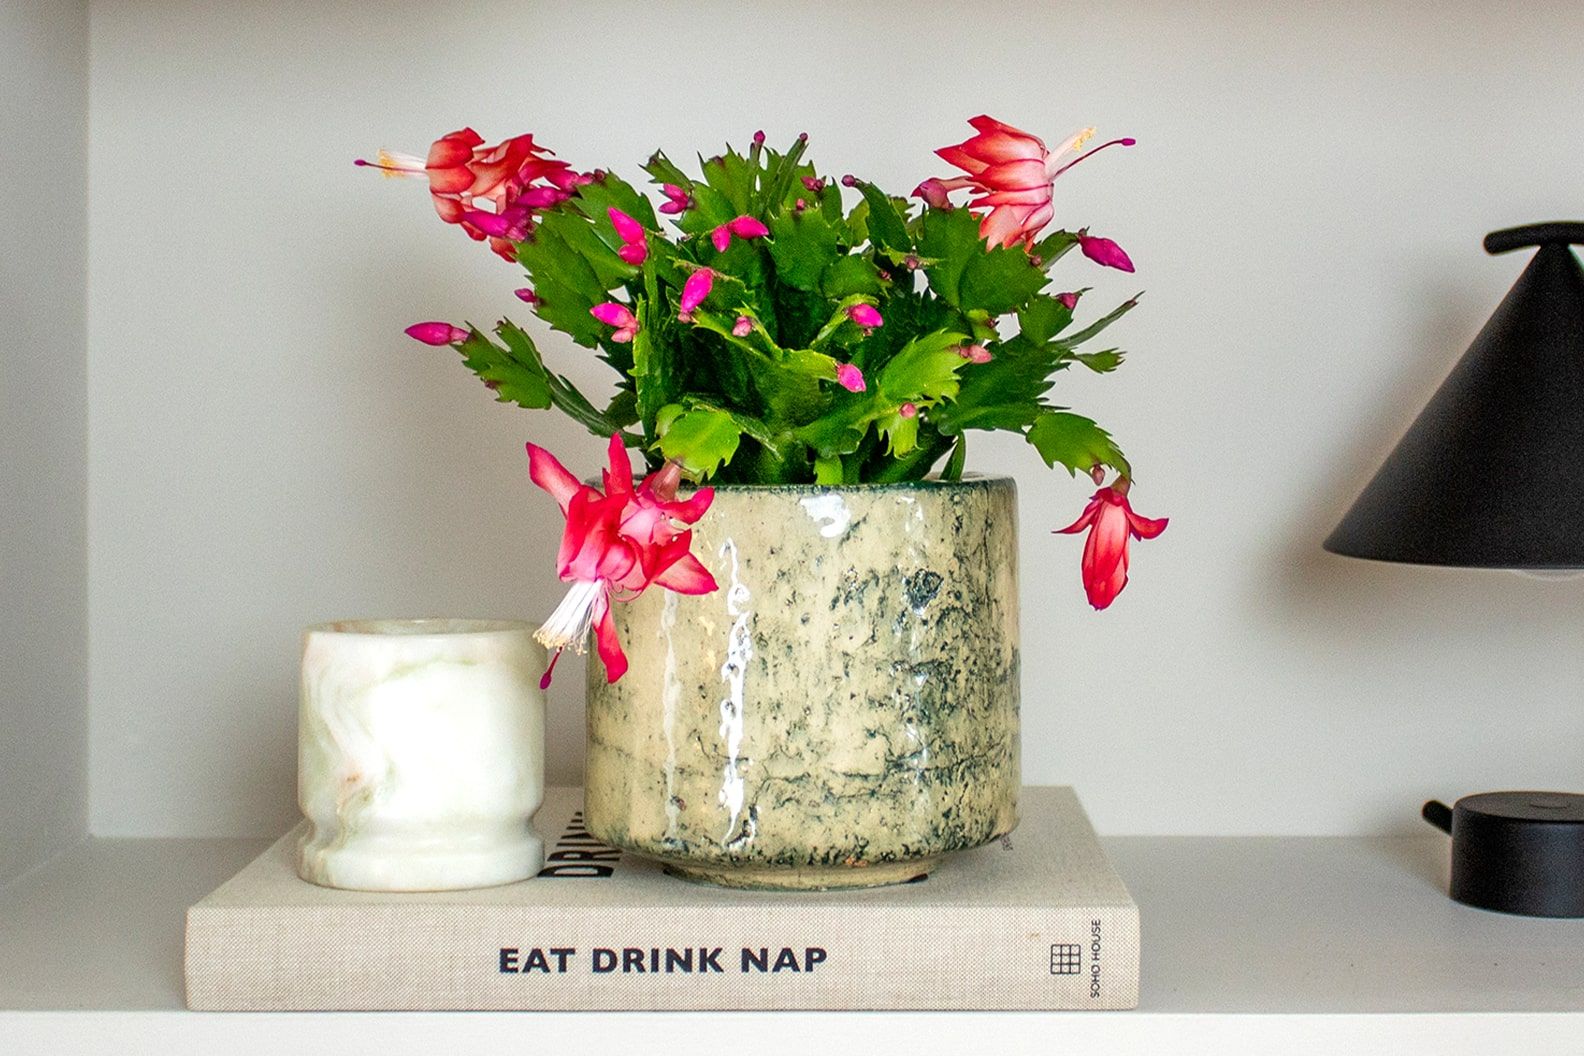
[296,619,546,891]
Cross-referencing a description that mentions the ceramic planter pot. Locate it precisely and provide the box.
[585,476,1020,890]
[296,618,546,891]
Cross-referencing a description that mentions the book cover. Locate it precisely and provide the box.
[185,786,1138,1011]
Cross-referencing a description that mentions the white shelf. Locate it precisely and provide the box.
[4,833,1583,1052]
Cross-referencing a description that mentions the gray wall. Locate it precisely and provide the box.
[1,0,89,883]
[83,0,1584,838]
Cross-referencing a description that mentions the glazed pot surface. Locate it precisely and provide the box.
[586,477,1020,890]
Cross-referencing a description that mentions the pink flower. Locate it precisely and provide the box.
[1055,485,1167,610]
[405,321,469,345]
[1077,232,1134,272]
[514,288,538,303]
[710,214,771,252]
[608,207,648,266]
[1055,291,1080,310]
[957,344,992,364]
[916,116,1135,249]
[847,303,883,334]
[678,268,714,320]
[357,127,581,262]
[732,315,754,337]
[835,363,866,393]
[659,183,692,215]
[527,435,716,685]
[590,301,640,343]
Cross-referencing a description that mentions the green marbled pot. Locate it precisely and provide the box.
[585,476,1020,890]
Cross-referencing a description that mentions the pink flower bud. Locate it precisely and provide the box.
[517,186,569,209]
[957,344,992,364]
[727,215,770,239]
[618,243,648,265]
[679,268,714,317]
[711,225,731,252]
[1077,233,1135,273]
[405,321,469,346]
[608,207,645,245]
[847,303,883,330]
[1090,463,1108,485]
[1055,291,1080,310]
[590,302,636,328]
[732,315,753,337]
[912,178,952,209]
[899,402,918,419]
[840,174,857,187]
[802,176,824,192]
[904,254,921,271]
[514,288,538,304]
[835,363,866,393]
[795,198,807,211]
[659,183,692,215]
[753,130,766,145]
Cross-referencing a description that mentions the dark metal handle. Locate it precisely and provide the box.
[1422,799,1454,834]
[1484,222,1584,255]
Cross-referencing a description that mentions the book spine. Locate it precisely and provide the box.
[186,904,1138,1011]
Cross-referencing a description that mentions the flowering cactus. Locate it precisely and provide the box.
[364,117,1166,620]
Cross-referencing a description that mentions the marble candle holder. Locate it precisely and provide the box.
[296,618,546,892]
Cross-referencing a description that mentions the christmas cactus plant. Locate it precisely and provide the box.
[361,116,1166,679]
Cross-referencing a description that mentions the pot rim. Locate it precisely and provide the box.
[673,472,1017,493]
[302,617,536,639]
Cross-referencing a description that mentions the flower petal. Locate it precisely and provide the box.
[592,596,628,683]
[652,551,718,595]
[603,433,635,498]
[526,441,583,513]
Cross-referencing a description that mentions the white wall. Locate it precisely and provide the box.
[1,0,89,883]
[86,0,1584,838]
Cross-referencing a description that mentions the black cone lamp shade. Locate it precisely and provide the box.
[1325,222,1584,567]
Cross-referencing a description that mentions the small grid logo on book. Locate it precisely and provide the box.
[1049,943,1082,975]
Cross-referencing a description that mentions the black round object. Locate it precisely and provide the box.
[1422,792,1584,917]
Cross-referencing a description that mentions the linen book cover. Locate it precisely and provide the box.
[185,785,1139,1011]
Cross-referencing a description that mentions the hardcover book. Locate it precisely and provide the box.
[185,786,1139,1011]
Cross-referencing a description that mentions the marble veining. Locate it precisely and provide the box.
[586,477,1021,890]
[296,619,546,892]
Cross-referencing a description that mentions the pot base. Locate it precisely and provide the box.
[661,856,938,891]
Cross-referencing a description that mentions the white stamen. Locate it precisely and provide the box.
[535,579,604,652]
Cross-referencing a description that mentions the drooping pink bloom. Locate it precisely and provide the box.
[590,302,640,343]
[608,207,648,266]
[527,435,716,685]
[915,116,1135,249]
[710,214,771,252]
[405,321,469,345]
[732,315,754,337]
[957,344,992,364]
[678,268,714,321]
[659,183,693,215]
[847,303,883,334]
[1077,232,1134,272]
[835,363,866,393]
[1055,291,1081,310]
[514,288,538,303]
[1055,485,1167,610]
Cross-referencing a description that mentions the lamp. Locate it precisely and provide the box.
[1325,222,1584,917]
